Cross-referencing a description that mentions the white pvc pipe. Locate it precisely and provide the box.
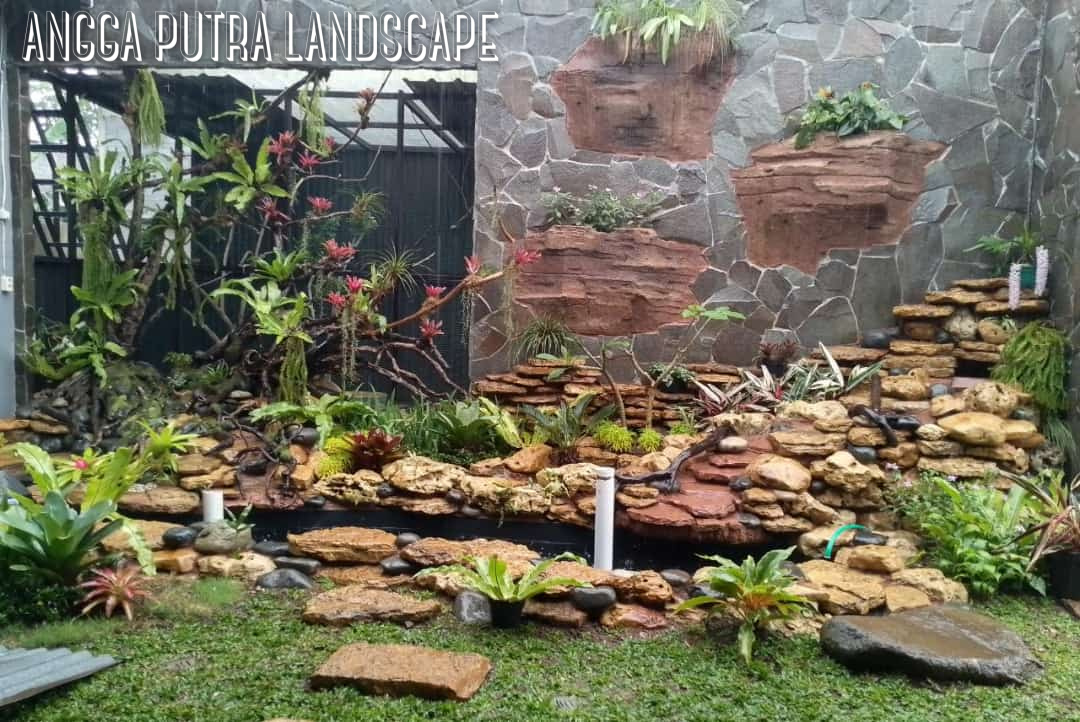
[593,466,615,571]
[201,490,225,523]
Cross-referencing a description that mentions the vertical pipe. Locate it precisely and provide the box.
[593,466,616,571]
[201,490,225,523]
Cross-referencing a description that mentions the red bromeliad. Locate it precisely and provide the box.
[323,239,356,263]
[297,151,321,172]
[425,285,446,300]
[79,566,150,621]
[308,196,333,215]
[268,130,296,163]
[420,319,444,340]
[257,197,288,225]
[464,255,482,275]
[513,248,542,267]
[327,292,348,311]
[346,276,365,295]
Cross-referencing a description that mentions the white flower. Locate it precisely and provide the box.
[1008,263,1022,310]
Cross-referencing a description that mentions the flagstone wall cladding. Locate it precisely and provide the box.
[470,0,1047,376]
[1037,0,1080,444]
[11,1,1059,379]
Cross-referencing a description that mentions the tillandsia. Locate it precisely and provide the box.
[1008,263,1023,310]
[1035,245,1050,297]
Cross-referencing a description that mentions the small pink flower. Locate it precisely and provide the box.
[323,239,356,263]
[73,458,89,471]
[420,319,444,340]
[308,197,333,215]
[297,151,321,172]
[327,292,348,310]
[346,276,365,295]
[464,255,482,275]
[322,137,337,154]
[268,131,296,163]
[425,285,446,300]
[513,248,542,267]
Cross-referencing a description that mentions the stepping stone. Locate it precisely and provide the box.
[892,304,955,319]
[310,643,491,701]
[821,606,1042,685]
[302,588,441,627]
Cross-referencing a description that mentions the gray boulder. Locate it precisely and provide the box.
[193,521,253,555]
[821,606,1042,685]
[453,590,492,626]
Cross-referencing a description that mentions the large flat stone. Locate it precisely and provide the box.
[310,643,491,701]
[821,606,1043,685]
[288,527,398,564]
[302,588,442,627]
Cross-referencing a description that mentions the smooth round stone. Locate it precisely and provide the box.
[453,590,492,626]
[0,471,28,497]
[852,530,889,547]
[687,584,721,600]
[862,328,898,350]
[848,445,878,464]
[935,329,954,344]
[930,384,950,398]
[274,556,321,576]
[1011,407,1038,422]
[719,436,748,453]
[810,480,827,495]
[39,437,64,454]
[228,389,253,400]
[380,555,416,576]
[253,540,291,557]
[376,483,396,499]
[460,505,483,518]
[888,415,921,432]
[395,532,421,548]
[660,569,692,587]
[304,495,326,509]
[729,477,752,492]
[570,586,617,618]
[255,568,314,590]
[239,457,270,475]
[194,522,253,555]
[445,489,466,505]
[290,427,320,447]
[162,527,198,550]
[737,512,762,528]
[889,368,905,376]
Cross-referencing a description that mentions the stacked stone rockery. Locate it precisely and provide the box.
[473,359,741,428]
[885,278,1049,371]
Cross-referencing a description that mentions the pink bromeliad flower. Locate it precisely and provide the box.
[257,197,288,225]
[425,285,446,300]
[513,248,542,267]
[308,197,333,215]
[297,151,321,172]
[73,458,89,471]
[327,292,348,311]
[420,319,444,340]
[268,131,296,163]
[323,137,337,154]
[346,276,365,295]
[464,255,482,275]
[323,239,356,263]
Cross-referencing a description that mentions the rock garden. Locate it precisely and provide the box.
[3,0,1080,720]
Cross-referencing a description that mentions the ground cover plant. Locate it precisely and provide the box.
[1,582,1077,722]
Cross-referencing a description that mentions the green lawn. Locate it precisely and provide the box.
[2,581,1078,722]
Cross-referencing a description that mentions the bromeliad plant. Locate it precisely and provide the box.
[79,564,151,620]
[1010,471,1080,570]
[415,552,590,604]
[676,547,814,665]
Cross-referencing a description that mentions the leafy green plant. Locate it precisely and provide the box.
[429,399,514,463]
[224,504,254,534]
[992,323,1068,414]
[544,187,665,232]
[211,137,290,212]
[966,228,1042,273]
[127,69,166,146]
[521,393,615,454]
[795,84,906,149]
[1010,471,1080,569]
[890,473,1044,597]
[139,422,197,474]
[515,317,577,363]
[593,0,740,65]
[648,363,696,388]
[638,427,664,453]
[255,248,308,284]
[414,552,589,603]
[676,547,814,665]
[249,393,376,445]
[595,421,636,453]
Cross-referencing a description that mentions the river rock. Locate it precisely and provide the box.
[256,568,315,590]
[274,556,322,576]
[820,606,1042,685]
[570,586,618,618]
[193,521,253,555]
[310,643,491,701]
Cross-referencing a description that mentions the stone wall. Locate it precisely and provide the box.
[1037,1,1080,445]
[469,0,1050,374]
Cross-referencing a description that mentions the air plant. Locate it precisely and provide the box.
[79,565,151,621]
[1035,245,1050,297]
[1008,263,1023,310]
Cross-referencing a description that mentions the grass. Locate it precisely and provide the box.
[1,588,1078,722]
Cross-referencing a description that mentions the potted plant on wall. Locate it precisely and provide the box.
[966,228,1049,293]
[592,0,741,69]
[415,553,591,629]
[1011,472,1080,599]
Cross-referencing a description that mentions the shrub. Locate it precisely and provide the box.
[542,187,663,232]
[638,428,664,453]
[0,579,82,627]
[795,84,906,149]
[595,421,636,453]
[890,473,1045,597]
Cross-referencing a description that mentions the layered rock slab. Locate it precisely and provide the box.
[310,643,491,701]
